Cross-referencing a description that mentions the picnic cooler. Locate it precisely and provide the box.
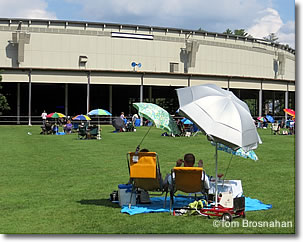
[118,184,136,207]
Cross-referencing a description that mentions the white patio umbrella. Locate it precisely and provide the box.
[176,83,262,206]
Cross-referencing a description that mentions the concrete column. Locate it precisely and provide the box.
[285,86,289,121]
[17,83,20,124]
[258,85,263,117]
[272,91,275,115]
[87,72,90,114]
[140,74,144,102]
[65,83,68,116]
[109,85,112,123]
[140,75,144,125]
[28,70,32,126]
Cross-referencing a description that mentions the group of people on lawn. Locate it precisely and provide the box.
[40,110,73,135]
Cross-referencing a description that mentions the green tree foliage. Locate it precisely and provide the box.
[263,33,279,43]
[234,29,248,36]
[223,28,252,38]
[223,28,233,35]
[0,73,10,112]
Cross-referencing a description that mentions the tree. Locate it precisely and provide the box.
[0,73,10,112]
[223,28,233,35]
[234,29,248,37]
[223,28,253,38]
[197,28,207,32]
[263,33,279,43]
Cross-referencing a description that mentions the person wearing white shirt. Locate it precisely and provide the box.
[41,110,47,125]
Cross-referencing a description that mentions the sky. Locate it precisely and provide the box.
[0,0,296,48]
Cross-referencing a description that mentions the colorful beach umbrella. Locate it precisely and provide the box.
[72,114,91,121]
[257,116,266,122]
[133,102,180,135]
[46,112,66,118]
[283,108,295,118]
[87,109,112,116]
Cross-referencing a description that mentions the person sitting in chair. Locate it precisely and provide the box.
[52,123,59,134]
[64,120,73,134]
[164,153,210,192]
[45,120,52,134]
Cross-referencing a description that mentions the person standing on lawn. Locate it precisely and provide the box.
[41,110,47,125]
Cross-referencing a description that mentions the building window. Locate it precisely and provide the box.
[170,62,179,73]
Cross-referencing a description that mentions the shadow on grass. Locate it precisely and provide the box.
[77,198,120,208]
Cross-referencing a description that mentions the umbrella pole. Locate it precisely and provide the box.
[97,116,101,140]
[135,125,152,154]
[215,142,218,207]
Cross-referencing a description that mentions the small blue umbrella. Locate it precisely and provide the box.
[181,118,193,125]
[211,142,258,161]
[266,115,275,123]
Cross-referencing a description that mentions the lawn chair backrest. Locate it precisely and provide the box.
[173,167,203,193]
[90,127,98,135]
[129,152,157,179]
[79,126,86,135]
[73,123,79,130]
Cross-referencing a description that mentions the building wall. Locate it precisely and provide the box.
[0,18,295,84]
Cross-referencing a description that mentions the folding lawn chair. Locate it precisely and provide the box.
[87,126,98,139]
[170,167,207,211]
[78,126,87,139]
[127,152,168,208]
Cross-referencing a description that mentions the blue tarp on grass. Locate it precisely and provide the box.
[120,196,272,215]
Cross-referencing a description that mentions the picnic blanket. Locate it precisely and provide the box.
[120,196,272,215]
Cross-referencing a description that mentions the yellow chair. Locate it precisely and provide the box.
[170,167,207,210]
[127,152,168,208]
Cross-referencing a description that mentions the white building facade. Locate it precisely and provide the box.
[0,18,295,124]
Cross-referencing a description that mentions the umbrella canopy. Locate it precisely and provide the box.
[283,108,295,118]
[112,118,125,130]
[46,112,66,118]
[176,84,261,152]
[87,109,112,116]
[211,142,258,161]
[257,116,266,122]
[72,114,91,121]
[265,115,275,123]
[133,102,180,135]
[181,118,193,125]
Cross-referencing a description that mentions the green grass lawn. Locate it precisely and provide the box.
[0,125,295,234]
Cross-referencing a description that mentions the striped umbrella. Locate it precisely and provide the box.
[46,112,66,118]
[72,114,91,121]
[87,109,112,116]
[257,116,266,122]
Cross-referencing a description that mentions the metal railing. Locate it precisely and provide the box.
[0,115,115,125]
[0,115,292,125]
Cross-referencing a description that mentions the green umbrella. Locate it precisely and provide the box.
[133,102,180,135]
